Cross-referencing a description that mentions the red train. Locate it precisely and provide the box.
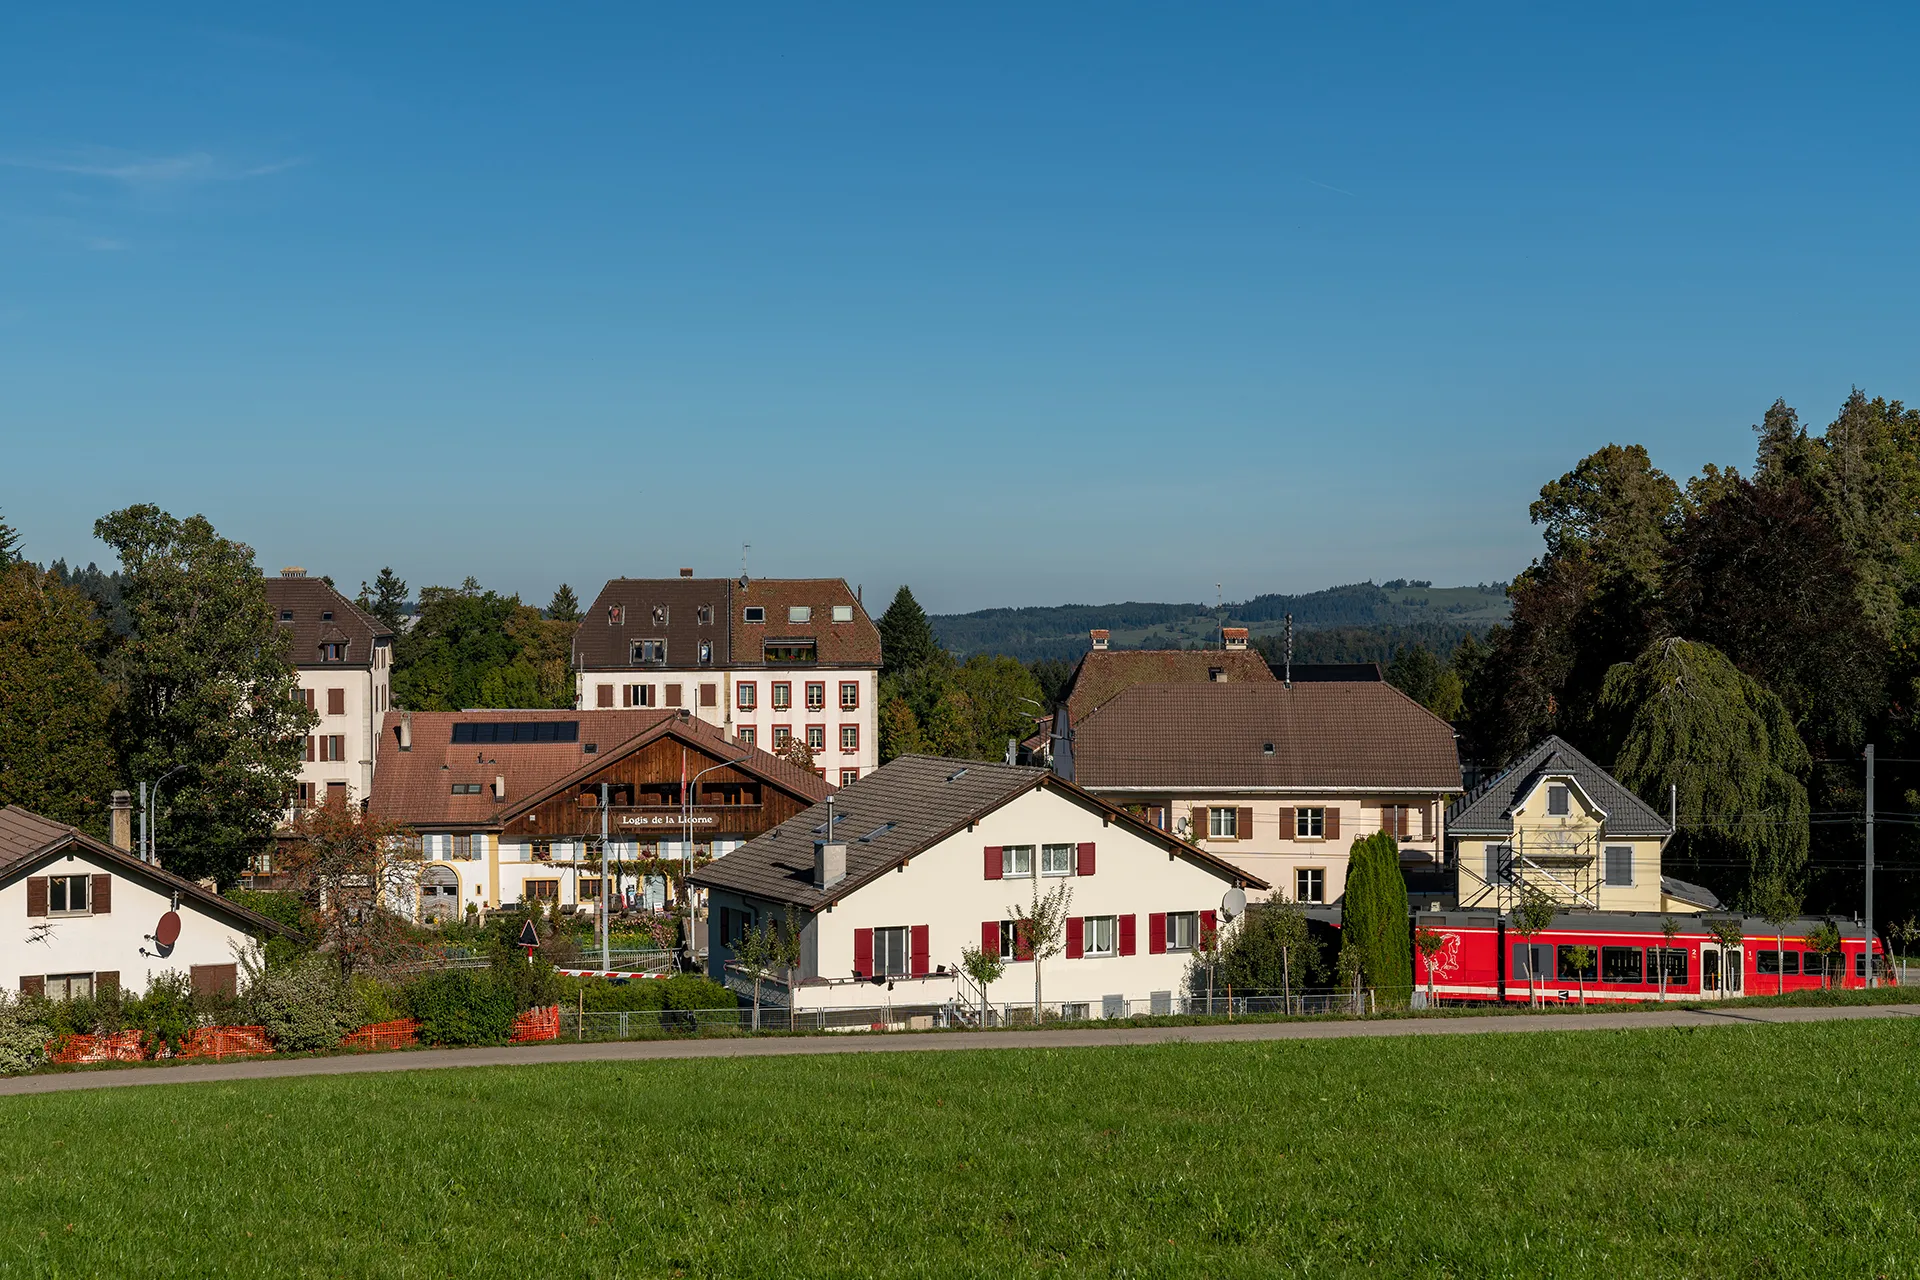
[1412,911,1894,1005]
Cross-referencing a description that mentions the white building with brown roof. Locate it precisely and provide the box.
[1062,681,1463,906]
[572,573,882,785]
[264,569,395,816]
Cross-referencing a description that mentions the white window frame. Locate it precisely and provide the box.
[47,873,91,916]
[1209,808,1238,839]
[1041,844,1075,876]
[1084,915,1116,957]
[805,682,826,711]
[1295,867,1325,903]
[743,606,765,624]
[45,973,94,1001]
[1165,911,1198,951]
[872,926,909,977]
[998,919,1019,962]
[788,605,812,623]
[831,604,854,622]
[1001,845,1034,877]
[1295,807,1325,838]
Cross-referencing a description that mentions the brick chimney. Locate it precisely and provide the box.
[1222,627,1249,651]
[1089,630,1110,651]
[679,567,693,578]
[109,790,133,852]
[281,566,307,578]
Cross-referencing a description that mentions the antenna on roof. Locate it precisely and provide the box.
[1283,613,1293,690]
[1216,582,1223,650]
[741,542,751,587]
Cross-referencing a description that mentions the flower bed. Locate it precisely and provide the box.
[509,1006,560,1043]
[341,1018,421,1052]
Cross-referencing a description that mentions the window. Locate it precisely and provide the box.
[788,605,812,624]
[323,687,344,716]
[321,610,334,622]
[279,610,293,622]
[1042,844,1075,876]
[698,641,713,665]
[1071,916,1112,958]
[1165,912,1198,952]
[626,684,655,707]
[320,643,346,662]
[832,604,854,623]
[696,604,714,625]
[765,642,817,664]
[1649,947,1688,984]
[450,783,484,795]
[1209,807,1238,839]
[738,727,757,748]
[301,688,316,711]
[772,682,792,711]
[607,604,625,626]
[1296,808,1325,838]
[1603,846,1633,887]
[665,684,683,707]
[806,682,826,711]
[737,682,757,710]
[743,606,765,624]
[326,781,348,806]
[840,725,859,753]
[320,734,346,761]
[452,835,476,860]
[805,725,825,752]
[292,782,315,811]
[1556,945,1598,982]
[531,839,553,863]
[1001,846,1034,877]
[579,878,603,901]
[48,874,91,915]
[998,919,1020,962]
[872,926,909,977]
[631,640,667,666]
[1757,950,1801,976]
[840,768,859,786]
[651,605,669,626]
[700,682,718,707]
[45,973,93,1001]
[1802,952,1826,977]
[524,879,558,901]
[1600,946,1643,983]
[771,726,792,749]
[1547,785,1570,816]
[840,681,859,710]
[1295,867,1325,903]
[1511,943,1552,980]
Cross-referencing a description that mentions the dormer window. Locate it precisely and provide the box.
[321,611,333,621]
[698,641,713,664]
[320,643,346,662]
[652,605,668,626]
[1547,784,1570,816]
[607,604,625,626]
[743,606,765,624]
[696,604,714,626]
[632,640,667,666]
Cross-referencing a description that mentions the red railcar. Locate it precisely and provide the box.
[1412,911,1894,1005]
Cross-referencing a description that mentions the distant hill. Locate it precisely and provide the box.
[930,580,1510,663]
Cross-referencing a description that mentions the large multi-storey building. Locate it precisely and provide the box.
[572,573,882,785]
[264,569,395,814]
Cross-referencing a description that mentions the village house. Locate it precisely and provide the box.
[264,568,396,818]
[5,797,289,1000]
[572,573,882,785]
[1061,678,1463,905]
[692,755,1265,1020]
[366,707,831,919]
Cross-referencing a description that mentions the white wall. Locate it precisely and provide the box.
[4,849,258,996]
[290,640,391,813]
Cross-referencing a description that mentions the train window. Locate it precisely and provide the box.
[1802,953,1825,976]
[1600,946,1643,983]
[1856,954,1867,978]
[1556,945,1598,982]
[1647,947,1688,984]
[1511,943,1551,980]
[1757,950,1801,976]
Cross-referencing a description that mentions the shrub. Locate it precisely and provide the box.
[663,975,736,1012]
[404,970,516,1047]
[553,974,667,1013]
[487,937,560,1013]
[0,993,50,1075]
[246,957,360,1053]
[132,971,201,1055]
[349,975,404,1027]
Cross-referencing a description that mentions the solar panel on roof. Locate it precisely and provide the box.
[450,721,580,744]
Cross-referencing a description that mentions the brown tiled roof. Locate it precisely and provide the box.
[1062,648,1276,725]
[691,754,1265,909]
[730,578,880,668]
[264,574,393,668]
[0,807,294,936]
[367,709,831,828]
[1069,682,1463,792]
[572,579,735,672]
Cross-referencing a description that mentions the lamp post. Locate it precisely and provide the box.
[143,764,188,866]
[682,755,749,975]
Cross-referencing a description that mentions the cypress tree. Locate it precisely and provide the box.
[1340,832,1414,1007]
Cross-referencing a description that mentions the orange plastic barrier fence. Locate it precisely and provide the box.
[341,1018,421,1051]
[48,1030,147,1064]
[509,1006,561,1043]
[175,1026,274,1059]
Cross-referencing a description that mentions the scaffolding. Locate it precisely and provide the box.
[1462,827,1603,913]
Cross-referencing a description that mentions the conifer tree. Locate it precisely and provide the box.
[1338,831,1413,1007]
[0,509,19,566]
[357,567,409,634]
[877,585,942,675]
[0,564,116,832]
[546,583,581,622]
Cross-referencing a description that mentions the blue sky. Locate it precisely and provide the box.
[3,4,1916,613]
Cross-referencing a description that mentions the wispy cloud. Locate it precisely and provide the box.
[1,148,304,190]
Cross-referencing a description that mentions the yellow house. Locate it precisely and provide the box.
[1445,736,1719,916]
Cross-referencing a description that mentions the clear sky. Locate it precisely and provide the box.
[3,4,1916,613]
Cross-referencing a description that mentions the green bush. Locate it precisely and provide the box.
[663,975,736,1011]
[246,957,360,1053]
[486,938,560,1013]
[134,971,201,1055]
[404,970,516,1047]
[553,974,667,1013]
[349,976,403,1027]
[0,993,49,1075]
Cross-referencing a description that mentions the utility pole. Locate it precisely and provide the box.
[600,783,611,972]
[1865,743,1876,988]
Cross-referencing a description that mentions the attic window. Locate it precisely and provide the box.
[788,605,812,624]
[832,604,853,623]
[1208,667,1224,682]
[652,605,668,626]
[279,611,293,622]
[743,606,765,624]
[607,604,625,626]
[696,604,714,625]
[1548,785,1570,816]
[321,611,333,621]
[1262,743,1274,755]
[451,783,484,795]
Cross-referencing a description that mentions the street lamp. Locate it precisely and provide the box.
[681,754,750,975]
[142,764,188,866]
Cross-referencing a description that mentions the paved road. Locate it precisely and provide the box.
[4,1002,1915,1097]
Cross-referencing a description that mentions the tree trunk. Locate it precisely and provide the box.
[1282,946,1291,1015]
[1033,960,1042,1023]
[752,974,761,1032]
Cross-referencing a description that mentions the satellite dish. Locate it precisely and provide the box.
[154,911,182,948]
[1221,887,1247,920]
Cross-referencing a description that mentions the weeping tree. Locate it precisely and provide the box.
[1339,832,1413,1008]
[1599,638,1810,903]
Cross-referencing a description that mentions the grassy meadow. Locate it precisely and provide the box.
[2,1019,1916,1277]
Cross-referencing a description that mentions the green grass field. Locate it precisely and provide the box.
[3,1020,1916,1277]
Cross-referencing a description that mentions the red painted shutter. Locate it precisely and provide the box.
[984,846,1003,880]
[1066,917,1084,960]
[1118,914,1137,956]
[20,976,43,998]
[853,928,874,977]
[1326,807,1341,839]
[1279,807,1295,840]
[1201,910,1217,946]
[1237,807,1253,841]
[1076,842,1095,876]
[910,925,930,976]
[26,877,48,918]
[1192,806,1208,837]
[91,875,111,915]
[1148,912,1167,955]
[982,920,999,954]
[1015,921,1033,962]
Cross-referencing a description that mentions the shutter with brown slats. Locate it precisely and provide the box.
[1279,807,1295,840]
[665,684,682,707]
[700,683,718,707]
[26,877,48,918]
[1326,807,1341,839]
[328,687,345,716]
[598,684,615,708]
[91,874,111,914]
[95,971,119,995]
[1237,807,1253,841]
[191,963,239,997]
[305,735,315,762]
[1192,806,1209,839]
[20,976,44,998]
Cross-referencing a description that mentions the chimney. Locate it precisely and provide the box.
[397,711,412,752]
[680,567,693,578]
[814,840,847,889]
[1222,627,1249,651]
[281,566,307,578]
[492,775,506,801]
[1089,629,1110,651]
[109,791,133,852]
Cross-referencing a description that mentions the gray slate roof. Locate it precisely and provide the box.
[1660,875,1722,910]
[691,754,1264,909]
[1447,735,1670,838]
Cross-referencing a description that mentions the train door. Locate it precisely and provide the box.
[1701,944,1744,997]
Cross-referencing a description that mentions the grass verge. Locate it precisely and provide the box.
[1,1019,1917,1277]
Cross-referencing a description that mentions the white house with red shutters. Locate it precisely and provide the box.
[691,756,1266,1018]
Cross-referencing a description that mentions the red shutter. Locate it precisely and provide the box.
[1076,842,1095,876]
[982,920,999,954]
[1279,807,1295,840]
[91,874,111,915]
[1148,912,1167,954]
[910,925,930,977]
[853,928,874,977]
[1201,910,1217,946]
[1192,806,1208,838]
[1237,807,1253,841]
[26,877,48,918]
[1014,921,1033,962]
[1118,914,1137,956]
[984,846,1003,880]
[1326,807,1341,839]
[1066,917,1084,960]
[20,976,43,998]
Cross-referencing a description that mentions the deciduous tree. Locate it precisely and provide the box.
[279,801,424,979]
[1007,881,1072,1022]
